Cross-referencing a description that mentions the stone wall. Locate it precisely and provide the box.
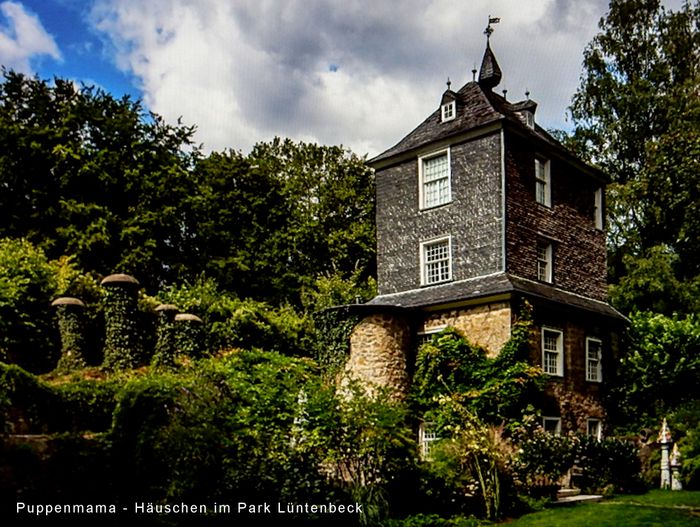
[420,301,512,357]
[375,132,503,295]
[342,313,411,400]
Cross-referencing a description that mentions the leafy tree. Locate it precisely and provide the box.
[247,138,376,305]
[186,150,290,301]
[0,70,199,290]
[611,311,700,423]
[569,0,700,314]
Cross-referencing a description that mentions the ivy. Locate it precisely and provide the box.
[410,306,543,425]
[102,284,141,370]
[311,306,360,378]
[54,304,88,372]
[150,308,178,370]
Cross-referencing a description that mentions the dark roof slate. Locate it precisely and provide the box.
[367,273,626,321]
[369,79,562,164]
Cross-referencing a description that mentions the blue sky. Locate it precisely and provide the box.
[1,1,137,97]
[0,0,686,156]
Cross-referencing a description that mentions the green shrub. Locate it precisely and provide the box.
[575,435,644,494]
[158,276,313,356]
[670,400,700,489]
[0,238,61,372]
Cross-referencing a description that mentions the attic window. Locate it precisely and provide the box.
[441,101,456,122]
[524,111,534,128]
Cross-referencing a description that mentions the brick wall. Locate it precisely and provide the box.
[375,132,503,295]
[505,132,608,301]
[528,300,621,432]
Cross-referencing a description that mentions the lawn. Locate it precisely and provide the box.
[500,490,700,526]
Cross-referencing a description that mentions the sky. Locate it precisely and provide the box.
[0,0,686,157]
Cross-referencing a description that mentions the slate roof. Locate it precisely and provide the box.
[369,80,565,165]
[367,272,627,321]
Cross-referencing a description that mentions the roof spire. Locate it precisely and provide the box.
[446,77,452,90]
[478,16,502,90]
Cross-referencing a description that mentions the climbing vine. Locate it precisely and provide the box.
[151,308,179,370]
[102,285,141,370]
[54,304,88,372]
[311,306,360,378]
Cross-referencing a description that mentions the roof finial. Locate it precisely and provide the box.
[502,88,508,99]
[446,77,452,90]
[472,65,477,81]
[484,15,501,39]
[525,89,530,100]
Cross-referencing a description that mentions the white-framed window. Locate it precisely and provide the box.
[417,325,447,346]
[525,111,535,128]
[587,418,602,440]
[419,421,439,460]
[537,242,553,283]
[542,327,563,376]
[420,236,452,285]
[543,417,562,436]
[535,157,551,207]
[419,149,451,209]
[441,101,456,122]
[586,337,603,382]
[594,187,604,230]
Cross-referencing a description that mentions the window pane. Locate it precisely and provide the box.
[542,329,562,375]
[423,154,449,208]
[423,239,450,284]
[587,339,602,381]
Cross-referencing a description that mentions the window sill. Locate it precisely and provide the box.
[420,279,454,288]
[419,201,452,213]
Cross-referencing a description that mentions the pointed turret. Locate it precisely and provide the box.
[478,40,502,90]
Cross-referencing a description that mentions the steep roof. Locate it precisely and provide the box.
[369,80,562,165]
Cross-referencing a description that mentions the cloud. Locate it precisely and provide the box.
[90,0,609,156]
[0,1,61,73]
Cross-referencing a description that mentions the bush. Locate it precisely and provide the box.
[670,400,700,489]
[575,435,644,494]
[0,238,62,371]
[157,276,314,356]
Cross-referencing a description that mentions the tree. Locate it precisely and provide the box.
[248,138,376,303]
[0,70,199,290]
[569,0,700,314]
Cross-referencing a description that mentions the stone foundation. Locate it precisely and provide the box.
[342,313,411,400]
[421,301,511,357]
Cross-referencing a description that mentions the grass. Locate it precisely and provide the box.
[499,490,700,526]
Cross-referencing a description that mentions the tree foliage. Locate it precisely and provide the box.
[569,0,700,314]
[612,311,700,422]
[0,70,200,291]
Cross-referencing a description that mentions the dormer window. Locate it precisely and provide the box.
[524,111,534,128]
[441,101,456,122]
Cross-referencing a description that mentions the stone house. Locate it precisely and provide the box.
[343,35,626,443]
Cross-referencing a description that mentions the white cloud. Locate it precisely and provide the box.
[90,0,610,156]
[0,1,61,73]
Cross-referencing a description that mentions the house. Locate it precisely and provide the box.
[342,31,626,439]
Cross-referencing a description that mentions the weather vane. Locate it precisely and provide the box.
[484,16,501,39]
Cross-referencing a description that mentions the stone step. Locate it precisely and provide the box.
[557,488,581,499]
[552,494,604,506]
